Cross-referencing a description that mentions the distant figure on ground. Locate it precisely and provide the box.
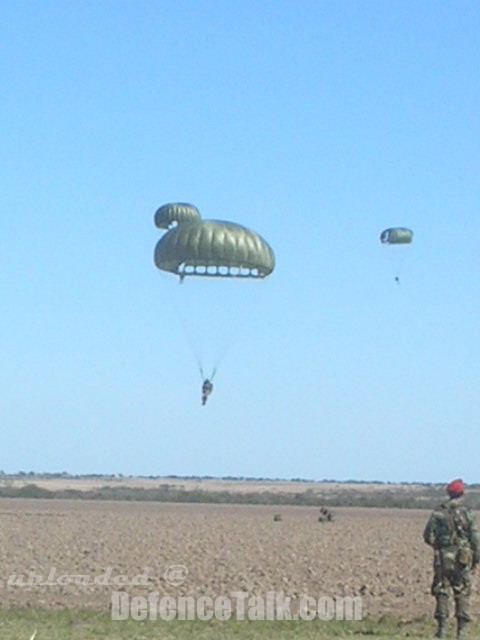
[318,506,334,522]
[201,379,213,405]
[423,479,479,639]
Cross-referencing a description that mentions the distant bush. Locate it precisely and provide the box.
[16,484,52,498]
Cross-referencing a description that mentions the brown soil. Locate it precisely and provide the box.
[1,499,477,618]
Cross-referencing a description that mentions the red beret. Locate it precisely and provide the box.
[446,479,465,497]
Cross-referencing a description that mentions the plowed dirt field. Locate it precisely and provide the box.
[1,499,478,619]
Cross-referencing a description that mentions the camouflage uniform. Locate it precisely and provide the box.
[424,496,479,636]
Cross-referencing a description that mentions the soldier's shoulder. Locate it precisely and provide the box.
[431,501,449,514]
[425,504,446,525]
[450,498,476,521]
[450,497,471,512]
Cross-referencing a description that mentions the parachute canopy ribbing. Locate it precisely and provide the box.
[380,227,414,244]
[154,203,201,229]
[154,219,275,278]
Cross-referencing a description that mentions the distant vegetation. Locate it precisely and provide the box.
[1,473,480,509]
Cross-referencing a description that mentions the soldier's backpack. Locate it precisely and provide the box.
[441,503,473,567]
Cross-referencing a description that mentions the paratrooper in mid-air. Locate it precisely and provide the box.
[201,379,213,406]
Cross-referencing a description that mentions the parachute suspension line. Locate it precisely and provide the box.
[190,332,225,382]
[161,276,209,382]
[207,334,233,381]
[164,281,218,383]
[208,276,269,382]
[174,316,205,381]
[395,256,405,282]
[183,332,206,382]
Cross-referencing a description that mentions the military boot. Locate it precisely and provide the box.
[456,618,467,639]
[435,619,447,638]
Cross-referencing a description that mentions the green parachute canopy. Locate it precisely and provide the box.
[380,227,414,244]
[154,219,275,278]
[154,203,201,229]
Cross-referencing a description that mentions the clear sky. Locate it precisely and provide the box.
[1,1,479,483]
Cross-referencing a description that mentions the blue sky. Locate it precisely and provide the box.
[1,1,479,482]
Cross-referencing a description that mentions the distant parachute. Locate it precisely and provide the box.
[154,205,275,279]
[380,227,414,245]
[380,227,414,284]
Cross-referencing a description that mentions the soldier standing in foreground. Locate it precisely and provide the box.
[423,479,480,639]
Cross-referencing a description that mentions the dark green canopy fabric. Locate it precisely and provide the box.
[154,220,275,278]
[154,203,201,229]
[380,228,414,244]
